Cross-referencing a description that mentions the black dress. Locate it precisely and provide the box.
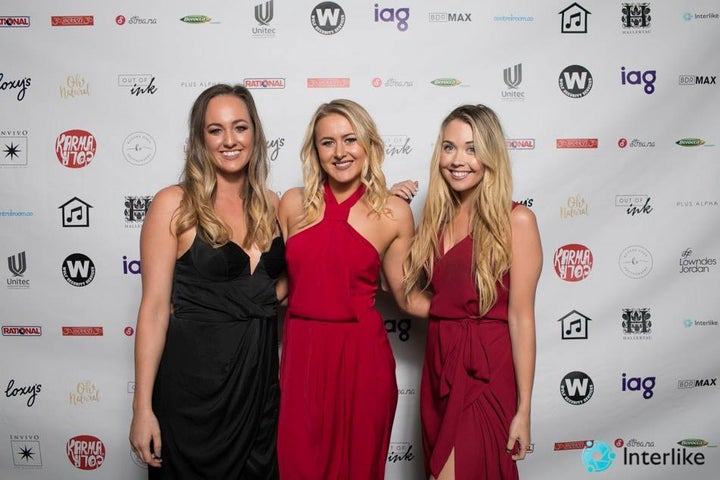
[149,233,284,479]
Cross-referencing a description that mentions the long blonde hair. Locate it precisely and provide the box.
[404,104,513,316]
[298,99,389,227]
[175,84,276,250]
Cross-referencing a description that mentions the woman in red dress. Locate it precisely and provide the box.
[277,99,429,479]
[404,104,542,480]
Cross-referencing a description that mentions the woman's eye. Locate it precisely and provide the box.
[442,144,454,152]
[345,137,357,144]
[208,128,221,135]
[467,147,475,155]
[321,140,334,147]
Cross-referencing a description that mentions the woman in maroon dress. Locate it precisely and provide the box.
[277,99,429,479]
[404,104,542,480]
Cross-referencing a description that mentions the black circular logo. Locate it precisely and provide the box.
[559,65,593,98]
[62,253,96,287]
[560,371,594,405]
[311,2,345,35]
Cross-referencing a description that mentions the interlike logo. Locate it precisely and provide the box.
[621,67,656,94]
[55,130,96,168]
[374,4,410,31]
[61,253,96,287]
[558,65,593,98]
[582,440,616,472]
[311,2,346,35]
[66,435,105,470]
[553,243,593,281]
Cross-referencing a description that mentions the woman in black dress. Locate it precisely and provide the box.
[129,84,284,479]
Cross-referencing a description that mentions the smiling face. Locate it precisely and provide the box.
[439,118,485,200]
[203,94,253,177]
[314,113,367,189]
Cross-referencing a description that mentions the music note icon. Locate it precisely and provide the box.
[565,319,582,335]
[66,206,83,223]
[565,12,582,29]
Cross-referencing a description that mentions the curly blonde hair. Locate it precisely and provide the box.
[175,84,275,250]
[404,104,513,316]
[298,99,389,227]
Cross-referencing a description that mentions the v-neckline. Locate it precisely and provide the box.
[441,234,471,256]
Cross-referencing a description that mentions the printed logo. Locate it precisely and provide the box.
[311,2,346,35]
[385,318,411,341]
[383,135,413,157]
[679,74,717,86]
[560,194,588,218]
[559,3,591,33]
[55,129,96,168]
[69,381,100,406]
[66,435,105,470]
[117,74,157,96]
[556,138,598,148]
[428,12,472,23]
[0,16,30,28]
[51,16,94,27]
[506,138,535,150]
[621,67,656,94]
[122,132,156,166]
[558,65,593,98]
[267,137,285,161]
[679,248,717,274]
[622,308,652,339]
[60,74,90,99]
[621,373,656,399]
[306,77,350,88]
[431,78,462,87]
[0,73,31,101]
[59,197,92,227]
[560,371,594,405]
[371,77,413,88]
[675,138,706,147]
[374,4,410,31]
[554,244,593,282]
[10,435,43,468]
[5,378,42,407]
[387,442,415,463]
[180,15,213,24]
[582,440,616,472]
[2,326,41,336]
[618,137,655,148]
[61,253,96,287]
[621,3,651,33]
[616,195,653,216]
[559,310,590,339]
[243,78,286,89]
[122,256,141,275]
[501,63,525,101]
[678,378,717,389]
[62,326,103,336]
[618,245,652,279]
[124,196,153,227]
[1,131,28,166]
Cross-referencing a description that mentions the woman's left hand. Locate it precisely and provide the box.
[389,180,419,202]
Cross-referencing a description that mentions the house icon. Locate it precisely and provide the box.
[559,3,591,33]
[558,310,591,339]
[58,197,93,227]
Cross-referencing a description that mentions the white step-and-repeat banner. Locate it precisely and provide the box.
[2,1,719,479]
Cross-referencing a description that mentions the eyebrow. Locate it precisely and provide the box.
[205,119,250,128]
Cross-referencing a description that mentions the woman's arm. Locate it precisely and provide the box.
[506,205,542,461]
[129,186,183,468]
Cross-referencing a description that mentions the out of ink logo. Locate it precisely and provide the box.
[553,243,593,282]
[311,2,345,35]
[61,253,95,287]
[559,3,591,33]
[59,197,92,227]
[560,371,594,405]
[618,245,652,279]
[387,442,415,463]
[374,4,410,31]
[615,194,653,216]
[122,132,156,166]
[383,135,413,157]
[621,67,656,94]
[55,130,96,168]
[117,74,157,96]
[558,65,593,98]
[66,435,105,470]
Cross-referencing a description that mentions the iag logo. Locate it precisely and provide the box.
[385,318,411,341]
[374,3,410,31]
[621,373,656,399]
[122,256,141,275]
[621,67,656,94]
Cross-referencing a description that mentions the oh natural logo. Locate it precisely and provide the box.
[66,435,105,470]
[55,130,96,168]
[69,381,100,406]
[60,74,90,99]
[554,243,593,282]
[560,195,588,218]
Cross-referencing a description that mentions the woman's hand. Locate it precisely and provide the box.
[389,180,419,202]
[129,408,163,468]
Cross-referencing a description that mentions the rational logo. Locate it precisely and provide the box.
[2,326,42,336]
[506,138,535,150]
[1,132,28,167]
[55,130,96,168]
[311,2,346,35]
[559,3,591,33]
[0,16,30,27]
[558,65,593,98]
[59,197,92,227]
[243,78,285,89]
[61,253,96,287]
[560,371,594,405]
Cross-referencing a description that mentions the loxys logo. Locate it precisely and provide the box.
[553,243,592,282]
[559,65,593,98]
[55,129,96,168]
[311,2,345,35]
[560,371,594,405]
[0,73,32,101]
[61,253,95,287]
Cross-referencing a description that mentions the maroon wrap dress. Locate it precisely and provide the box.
[421,233,519,480]
[278,183,398,479]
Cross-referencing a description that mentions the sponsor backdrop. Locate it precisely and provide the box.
[1,1,719,478]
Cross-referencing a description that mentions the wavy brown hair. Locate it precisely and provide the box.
[175,84,275,250]
[404,104,513,316]
[298,99,389,227]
